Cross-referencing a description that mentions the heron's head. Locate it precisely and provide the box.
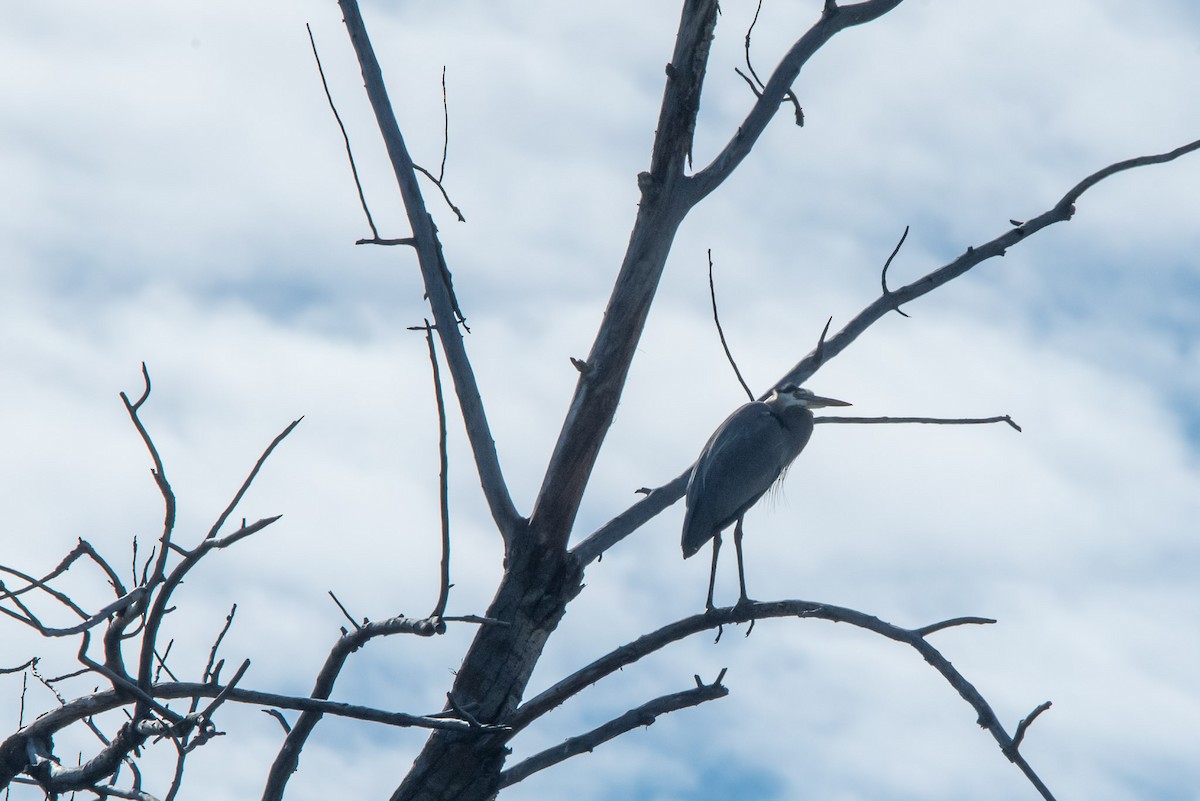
[767,383,851,410]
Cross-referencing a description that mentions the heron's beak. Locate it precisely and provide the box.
[806,394,851,408]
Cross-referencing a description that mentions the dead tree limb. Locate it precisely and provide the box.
[507,600,1055,800]
[499,677,729,789]
[337,0,520,540]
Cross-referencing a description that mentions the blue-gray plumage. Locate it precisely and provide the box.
[682,384,850,607]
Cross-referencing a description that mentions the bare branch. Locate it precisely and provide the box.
[205,418,301,541]
[261,709,292,734]
[410,67,466,221]
[418,321,454,620]
[499,679,729,788]
[0,658,35,676]
[0,559,89,617]
[327,591,362,631]
[190,605,238,718]
[338,0,521,538]
[880,225,911,317]
[508,599,1056,800]
[307,23,379,241]
[1011,701,1053,753]
[912,616,997,637]
[413,164,466,223]
[740,0,804,125]
[437,67,449,180]
[1060,138,1200,206]
[119,364,176,586]
[817,414,1022,432]
[355,236,417,247]
[689,0,906,201]
[262,612,452,801]
[707,250,754,401]
[811,315,833,369]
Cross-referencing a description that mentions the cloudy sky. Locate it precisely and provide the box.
[2,1,1199,800]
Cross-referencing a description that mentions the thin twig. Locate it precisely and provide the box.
[205,418,302,540]
[420,321,453,620]
[690,0,904,201]
[413,165,466,222]
[191,605,238,715]
[880,225,911,317]
[327,591,362,631]
[707,250,753,401]
[355,236,417,247]
[1011,701,1053,753]
[410,66,466,221]
[913,616,997,638]
[1,658,35,676]
[307,22,379,240]
[740,0,804,125]
[811,316,833,369]
[119,364,176,586]
[338,0,520,536]
[262,709,292,734]
[816,415,1022,432]
[437,67,449,180]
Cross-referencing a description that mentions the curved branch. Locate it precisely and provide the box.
[688,0,906,202]
[119,364,175,587]
[508,600,1054,800]
[707,250,754,401]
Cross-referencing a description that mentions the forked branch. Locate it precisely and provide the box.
[689,0,906,201]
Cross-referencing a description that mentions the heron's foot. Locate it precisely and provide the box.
[733,594,758,609]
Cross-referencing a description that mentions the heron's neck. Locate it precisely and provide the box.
[768,403,813,431]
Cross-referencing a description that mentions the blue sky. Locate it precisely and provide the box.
[2,2,1199,800]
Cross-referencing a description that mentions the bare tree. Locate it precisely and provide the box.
[2,2,1196,800]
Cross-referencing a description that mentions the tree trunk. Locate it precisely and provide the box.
[389,537,582,801]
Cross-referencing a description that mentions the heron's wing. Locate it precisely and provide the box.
[682,403,790,557]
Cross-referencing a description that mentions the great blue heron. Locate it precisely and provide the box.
[682,383,850,609]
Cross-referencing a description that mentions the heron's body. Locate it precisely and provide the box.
[681,384,849,607]
[682,400,813,558]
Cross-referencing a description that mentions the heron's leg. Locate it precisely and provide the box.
[733,517,753,605]
[705,532,722,611]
